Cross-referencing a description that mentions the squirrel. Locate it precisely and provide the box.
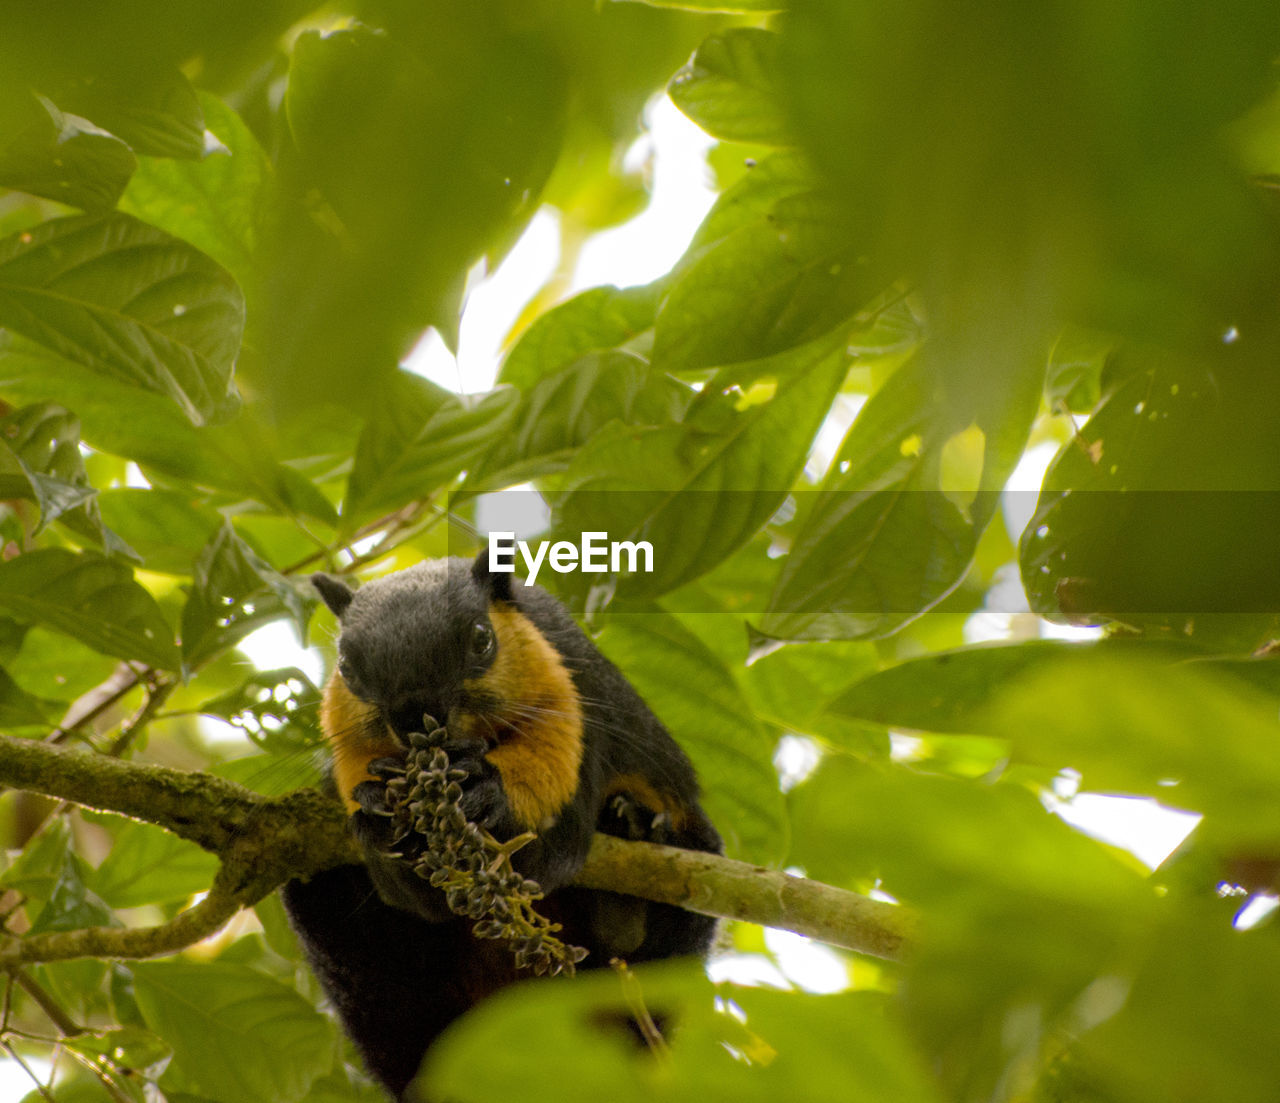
[281,551,722,1100]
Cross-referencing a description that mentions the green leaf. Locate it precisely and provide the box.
[29,849,116,935]
[263,21,564,405]
[762,347,1041,640]
[58,68,205,160]
[788,757,1154,1100]
[742,638,885,753]
[120,92,269,289]
[500,281,664,391]
[615,0,784,10]
[1073,914,1280,1103]
[0,347,336,525]
[596,612,786,862]
[988,653,1280,849]
[0,94,136,212]
[0,402,135,556]
[829,639,1182,733]
[0,403,96,531]
[3,624,119,704]
[0,665,57,727]
[1045,327,1111,414]
[653,191,876,376]
[684,152,814,258]
[0,548,179,669]
[0,212,243,426]
[470,351,693,489]
[132,960,336,1103]
[344,372,519,527]
[428,963,940,1103]
[180,521,313,670]
[0,817,74,909]
[89,820,218,909]
[64,1027,171,1085]
[198,666,321,754]
[553,327,852,598]
[669,29,790,145]
[95,488,222,575]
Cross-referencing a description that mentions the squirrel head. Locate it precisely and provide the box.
[313,551,514,740]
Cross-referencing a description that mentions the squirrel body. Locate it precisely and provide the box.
[282,553,721,1100]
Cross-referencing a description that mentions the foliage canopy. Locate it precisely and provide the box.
[1,1,1279,1101]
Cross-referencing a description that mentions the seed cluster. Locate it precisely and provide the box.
[384,721,589,977]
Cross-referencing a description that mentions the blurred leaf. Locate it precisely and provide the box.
[790,758,1150,911]
[0,212,243,425]
[618,0,782,9]
[829,639,1181,733]
[1022,348,1280,636]
[133,960,336,1103]
[429,961,939,1103]
[58,68,205,160]
[669,28,790,146]
[762,346,1041,639]
[181,521,312,670]
[258,18,565,412]
[778,1,1280,356]
[3,623,120,704]
[470,351,693,489]
[89,819,218,908]
[596,611,786,862]
[500,281,665,391]
[553,326,852,598]
[211,751,326,797]
[0,665,56,727]
[742,638,885,753]
[0,548,179,669]
[120,92,268,288]
[64,1026,172,1083]
[253,892,301,963]
[990,653,1280,849]
[0,94,136,211]
[0,816,74,908]
[1045,328,1112,414]
[653,191,876,376]
[683,151,812,257]
[1073,913,1280,1103]
[344,372,519,527]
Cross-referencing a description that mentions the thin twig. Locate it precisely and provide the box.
[11,971,82,1037]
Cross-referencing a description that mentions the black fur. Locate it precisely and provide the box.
[284,553,721,1100]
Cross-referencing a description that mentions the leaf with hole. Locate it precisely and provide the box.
[180,522,312,671]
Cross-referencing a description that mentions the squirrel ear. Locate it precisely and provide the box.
[312,573,355,617]
[471,546,513,603]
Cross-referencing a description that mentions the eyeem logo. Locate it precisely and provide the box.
[488,531,653,586]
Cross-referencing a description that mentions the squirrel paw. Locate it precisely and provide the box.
[602,792,671,843]
[434,734,509,833]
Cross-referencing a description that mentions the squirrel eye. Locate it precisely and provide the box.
[336,655,356,686]
[471,621,496,660]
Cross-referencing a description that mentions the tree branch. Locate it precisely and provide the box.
[0,736,913,965]
[577,834,915,960]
